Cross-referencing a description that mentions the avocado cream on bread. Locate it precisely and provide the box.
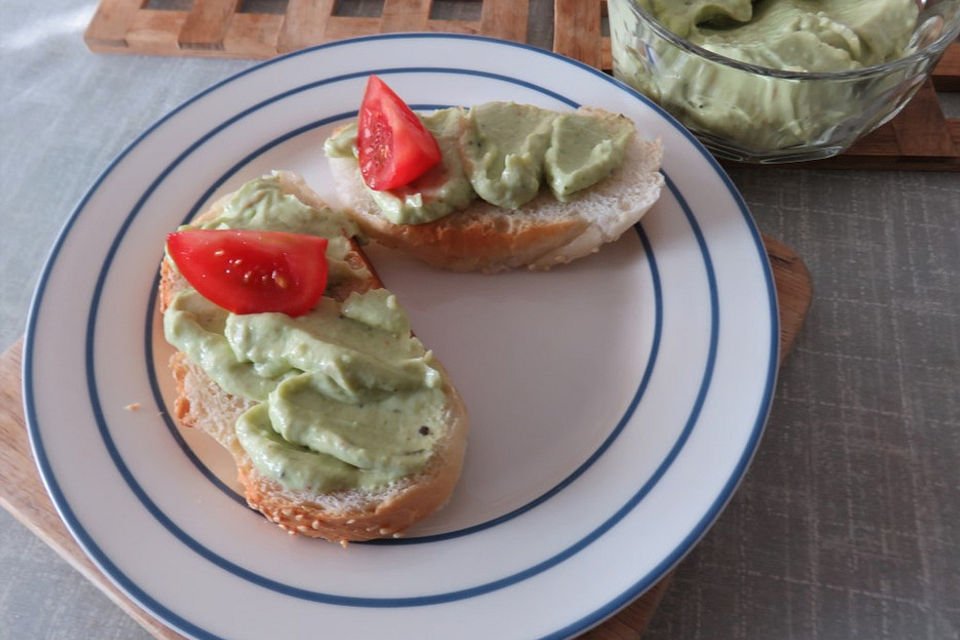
[325,75,664,272]
[160,76,663,543]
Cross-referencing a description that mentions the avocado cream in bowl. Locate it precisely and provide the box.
[609,0,960,162]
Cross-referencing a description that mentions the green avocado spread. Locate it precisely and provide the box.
[164,174,450,493]
[323,102,635,225]
[637,0,919,71]
[610,0,919,151]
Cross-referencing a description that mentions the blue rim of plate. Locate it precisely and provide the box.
[23,33,779,640]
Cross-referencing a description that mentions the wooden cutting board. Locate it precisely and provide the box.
[0,234,811,640]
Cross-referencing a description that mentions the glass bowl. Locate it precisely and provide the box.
[608,0,960,163]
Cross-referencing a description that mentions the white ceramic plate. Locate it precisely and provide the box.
[25,35,778,639]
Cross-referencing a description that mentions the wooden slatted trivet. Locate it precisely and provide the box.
[85,0,528,57]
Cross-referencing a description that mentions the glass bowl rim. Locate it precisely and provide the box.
[613,0,960,80]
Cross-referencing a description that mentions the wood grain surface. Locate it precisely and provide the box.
[85,0,530,57]
[0,234,811,640]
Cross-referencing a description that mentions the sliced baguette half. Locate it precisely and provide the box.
[160,171,468,543]
[327,107,665,273]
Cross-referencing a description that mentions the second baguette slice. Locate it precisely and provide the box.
[161,171,468,543]
[327,107,665,273]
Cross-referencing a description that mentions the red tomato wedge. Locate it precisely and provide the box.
[166,229,328,317]
[357,75,442,191]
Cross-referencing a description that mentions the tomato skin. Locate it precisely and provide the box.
[166,229,329,317]
[357,75,442,191]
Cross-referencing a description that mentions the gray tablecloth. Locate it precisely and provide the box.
[2,2,958,639]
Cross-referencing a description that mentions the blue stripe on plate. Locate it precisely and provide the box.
[23,32,778,639]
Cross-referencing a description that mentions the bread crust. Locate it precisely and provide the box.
[161,171,468,543]
[327,107,665,273]
[344,203,590,273]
